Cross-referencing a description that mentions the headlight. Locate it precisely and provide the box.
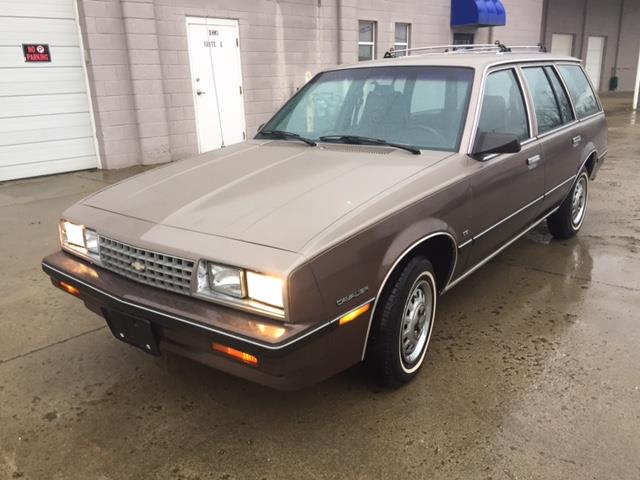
[59,220,100,260]
[61,221,84,247]
[208,264,244,298]
[246,271,284,309]
[197,261,285,313]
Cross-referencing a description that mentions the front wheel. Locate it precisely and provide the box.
[367,257,437,388]
[547,169,589,240]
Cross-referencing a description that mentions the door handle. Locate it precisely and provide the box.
[196,89,206,96]
[527,154,542,167]
[571,135,582,146]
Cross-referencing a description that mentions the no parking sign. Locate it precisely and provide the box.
[22,44,51,62]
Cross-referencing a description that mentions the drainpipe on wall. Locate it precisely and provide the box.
[611,0,625,90]
[633,45,640,110]
[578,0,588,59]
[336,0,343,65]
[539,0,549,46]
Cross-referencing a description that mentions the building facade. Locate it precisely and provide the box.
[3,0,639,181]
[79,0,545,172]
[0,0,546,180]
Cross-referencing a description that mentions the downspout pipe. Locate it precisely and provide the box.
[578,0,588,59]
[539,0,549,47]
[612,0,625,87]
[336,0,343,65]
[633,45,640,110]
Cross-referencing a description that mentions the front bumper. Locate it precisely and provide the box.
[42,251,371,390]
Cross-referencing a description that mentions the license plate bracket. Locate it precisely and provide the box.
[105,311,160,356]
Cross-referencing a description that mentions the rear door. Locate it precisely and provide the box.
[520,65,582,211]
[465,67,545,268]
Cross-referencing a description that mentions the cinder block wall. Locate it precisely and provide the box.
[78,0,545,170]
[543,0,640,92]
[613,0,640,91]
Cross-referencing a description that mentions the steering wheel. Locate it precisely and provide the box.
[401,125,448,146]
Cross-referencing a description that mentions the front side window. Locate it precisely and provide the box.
[394,23,410,56]
[477,69,529,141]
[358,21,376,61]
[558,64,601,119]
[260,66,474,152]
[522,67,563,134]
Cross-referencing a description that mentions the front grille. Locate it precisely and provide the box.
[98,237,194,295]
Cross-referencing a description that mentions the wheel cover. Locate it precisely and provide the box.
[571,175,587,227]
[399,277,434,367]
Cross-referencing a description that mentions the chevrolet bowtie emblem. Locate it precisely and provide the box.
[130,261,146,272]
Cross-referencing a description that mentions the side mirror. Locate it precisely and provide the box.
[471,132,521,160]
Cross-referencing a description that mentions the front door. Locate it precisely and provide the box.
[187,17,246,153]
[584,36,605,91]
[465,68,545,269]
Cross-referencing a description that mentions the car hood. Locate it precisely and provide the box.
[84,140,451,253]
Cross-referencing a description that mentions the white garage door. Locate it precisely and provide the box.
[551,34,574,57]
[0,0,99,182]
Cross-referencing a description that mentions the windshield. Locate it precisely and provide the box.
[259,66,474,152]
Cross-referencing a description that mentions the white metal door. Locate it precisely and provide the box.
[551,34,573,57]
[0,0,99,181]
[585,36,606,91]
[187,18,245,153]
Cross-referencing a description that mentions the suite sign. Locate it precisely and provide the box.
[22,44,51,62]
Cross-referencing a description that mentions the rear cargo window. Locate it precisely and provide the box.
[558,65,601,119]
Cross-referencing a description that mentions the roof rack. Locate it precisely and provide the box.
[383,41,547,58]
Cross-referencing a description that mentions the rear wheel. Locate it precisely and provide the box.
[367,257,437,388]
[547,169,589,240]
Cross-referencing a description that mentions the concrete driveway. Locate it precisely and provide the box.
[1,101,639,479]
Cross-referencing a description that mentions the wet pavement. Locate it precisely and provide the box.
[1,99,639,479]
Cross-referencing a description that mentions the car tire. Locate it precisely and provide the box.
[367,257,437,388]
[547,169,589,240]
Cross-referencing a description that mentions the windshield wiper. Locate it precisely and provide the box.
[257,129,317,147]
[318,135,421,155]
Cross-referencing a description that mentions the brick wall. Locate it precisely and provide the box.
[79,0,545,170]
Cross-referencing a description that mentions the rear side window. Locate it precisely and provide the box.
[522,67,564,134]
[558,64,601,119]
[477,69,529,141]
[544,66,574,124]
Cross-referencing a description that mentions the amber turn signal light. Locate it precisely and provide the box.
[212,343,258,366]
[339,302,371,326]
[58,280,80,297]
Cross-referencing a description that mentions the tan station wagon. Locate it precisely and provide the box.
[43,43,607,389]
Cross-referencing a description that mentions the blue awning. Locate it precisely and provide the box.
[451,0,506,27]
